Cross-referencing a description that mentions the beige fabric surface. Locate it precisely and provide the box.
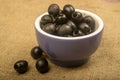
[0,0,120,80]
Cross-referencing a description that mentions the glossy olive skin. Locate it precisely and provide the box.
[36,58,49,73]
[40,15,53,25]
[57,24,73,36]
[48,4,60,17]
[31,46,43,59]
[84,16,95,31]
[43,23,56,34]
[14,60,28,74]
[78,23,91,34]
[73,29,84,37]
[55,13,68,24]
[67,20,77,30]
[72,11,83,24]
[63,4,75,19]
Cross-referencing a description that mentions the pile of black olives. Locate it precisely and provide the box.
[40,4,95,37]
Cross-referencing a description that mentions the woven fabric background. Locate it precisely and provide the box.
[0,0,120,80]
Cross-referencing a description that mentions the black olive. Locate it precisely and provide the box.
[36,58,49,73]
[31,46,43,59]
[14,60,28,74]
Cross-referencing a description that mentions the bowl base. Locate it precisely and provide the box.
[49,58,89,67]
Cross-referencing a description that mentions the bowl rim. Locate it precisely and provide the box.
[34,9,104,40]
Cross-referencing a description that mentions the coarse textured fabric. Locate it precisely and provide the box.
[0,0,120,80]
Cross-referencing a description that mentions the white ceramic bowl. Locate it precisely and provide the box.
[34,9,104,67]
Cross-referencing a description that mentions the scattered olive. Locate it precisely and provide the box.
[14,60,28,74]
[36,58,49,73]
[31,46,43,59]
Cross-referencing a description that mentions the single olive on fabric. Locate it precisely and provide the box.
[31,46,43,59]
[36,58,49,73]
[14,60,29,74]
